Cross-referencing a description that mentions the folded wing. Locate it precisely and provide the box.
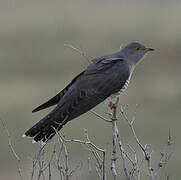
[25,55,129,143]
[32,71,85,113]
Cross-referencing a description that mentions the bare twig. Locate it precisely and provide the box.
[88,156,92,173]
[110,98,131,180]
[90,110,112,123]
[120,106,155,180]
[54,145,64,180]
[127,144,141,180]
[69,161,83,179]
[41,144,56,172]
[64,43,92,63]
[48,163,51,180]
[154,130,173,178]
[0,119,23,180]
[64,143,69,180]
[53,126,106,180]
[110,98,119,180]
[117,138,131,180]
[102,151,106,180]
[30,143,47,180]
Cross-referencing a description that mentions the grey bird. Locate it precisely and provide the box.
[24,42,154,143]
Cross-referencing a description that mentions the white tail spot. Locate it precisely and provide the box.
[40,141,46,146]
[32,140,37,144]
[22,134,26,138]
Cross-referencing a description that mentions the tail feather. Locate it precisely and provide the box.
[33,131,46,142]
[25,83,87,143]
[25,107,68,143]
[25,118,65,143]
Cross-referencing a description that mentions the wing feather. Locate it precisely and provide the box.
[32,71,85,112]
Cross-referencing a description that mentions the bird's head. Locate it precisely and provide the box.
[121,42,154,65]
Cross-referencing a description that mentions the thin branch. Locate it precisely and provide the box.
[56,129,105,153]
[30,143,47,180]
[0,119,23,180]
[127,144,140,180]
[57,131,104,179]
[64,143,69,180]
[48,164,51,180]
[102,151,106,180]
[120,106,155,180]
[110,98,119,180]
[69,161,83,179]
[53,127,106,180]
[54,147,64,180]
[41,144,56,172]
[90,110,112,123]
[154,130,173,178]
[110,98,131,180]
[64,43,92,63]
[88,156,92,173]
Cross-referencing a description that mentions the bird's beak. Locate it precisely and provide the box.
[144,48,155,52]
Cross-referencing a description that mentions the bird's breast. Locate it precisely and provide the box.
[120,77,131,93]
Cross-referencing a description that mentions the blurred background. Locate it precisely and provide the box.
[0,0,181,179]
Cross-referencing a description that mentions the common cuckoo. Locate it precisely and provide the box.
[24,42,154,143]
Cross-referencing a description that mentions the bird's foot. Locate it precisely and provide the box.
[109,101,115,109]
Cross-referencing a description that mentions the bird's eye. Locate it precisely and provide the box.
[135,47,140,51]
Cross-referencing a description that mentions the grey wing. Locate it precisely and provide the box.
[32,71,85,112]
[64,56,131,119]
[54,57,130,122]
[25,56,130,143]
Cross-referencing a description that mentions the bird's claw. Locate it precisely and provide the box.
[109,101,115,109]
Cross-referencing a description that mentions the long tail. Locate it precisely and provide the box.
[24,105,69,143]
